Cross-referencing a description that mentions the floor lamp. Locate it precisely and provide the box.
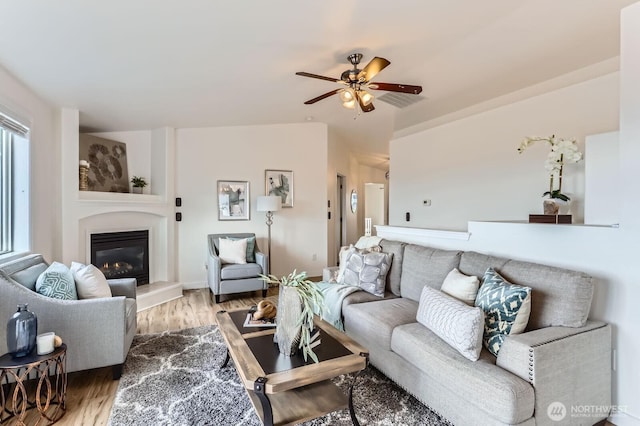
[256,195,281,274]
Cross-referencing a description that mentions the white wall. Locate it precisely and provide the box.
[386,5,640,423]
[390,71,619,231]
[584,131,620,225]
[0,65,58,260]
[176,123,328,287]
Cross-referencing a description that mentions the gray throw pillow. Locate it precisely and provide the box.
[342,251,393,297]
[417,286,485,361]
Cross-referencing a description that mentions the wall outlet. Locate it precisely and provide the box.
[423,199,431,206]
[312,253,317,261]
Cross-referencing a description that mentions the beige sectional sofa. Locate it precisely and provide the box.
[327,239,611,426]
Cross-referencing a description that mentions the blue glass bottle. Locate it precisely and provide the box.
[6,303,38,358]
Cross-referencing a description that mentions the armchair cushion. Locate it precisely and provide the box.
[35,262,78,300]
[220,263,263,280]
[218,238,247,264]
[227,236,256,262]
[11,263,48,291]
[71,262,113,299]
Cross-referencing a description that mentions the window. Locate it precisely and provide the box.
[0,111,29,256]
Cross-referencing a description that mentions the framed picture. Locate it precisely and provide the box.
[265,170,293,208]
[217,180,250,220]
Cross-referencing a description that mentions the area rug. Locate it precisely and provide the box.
[108,325,451,426]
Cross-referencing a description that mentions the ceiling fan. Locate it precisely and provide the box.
[296,53,422,113]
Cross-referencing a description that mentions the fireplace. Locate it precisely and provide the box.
[90,230,149,285]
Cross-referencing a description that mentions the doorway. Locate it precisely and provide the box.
[336,175,346,263]
[364,183,385,236]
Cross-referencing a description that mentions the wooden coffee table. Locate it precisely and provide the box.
[216,308,369,426]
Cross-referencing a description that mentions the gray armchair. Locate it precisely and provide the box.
[0,254,136,379]
[207,233,268,303]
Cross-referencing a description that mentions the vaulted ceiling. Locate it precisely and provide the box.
[0,0,636,168]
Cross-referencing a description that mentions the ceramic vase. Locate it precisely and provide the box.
[6,304,38,358]
[274,286,302,356]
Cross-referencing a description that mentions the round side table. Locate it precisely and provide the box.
[0,344,67,425]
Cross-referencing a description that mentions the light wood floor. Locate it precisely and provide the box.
[51,288,278,426]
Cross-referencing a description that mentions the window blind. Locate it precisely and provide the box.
[0,112,29,137]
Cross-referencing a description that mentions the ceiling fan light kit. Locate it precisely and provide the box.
[296,53,422,114]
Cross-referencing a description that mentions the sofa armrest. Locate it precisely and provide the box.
[497,321,611,424]
[207,251,222,293]
[323,266,339,282]
[108,278,137,299]
[255,251,268,277]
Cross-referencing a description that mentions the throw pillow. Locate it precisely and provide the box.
[227,236,256,263]
[416,286,484,361]
[218,238,247,264]
[35,262,78,300]
[70,262,113,299]
[341,250,393,297]
[336,245,355,283]
[354,235,382,250]
[475,267,532,357]
[440,268,480,305]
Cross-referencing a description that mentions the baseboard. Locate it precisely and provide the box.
[609,411,640,426]
[181,281,207,290]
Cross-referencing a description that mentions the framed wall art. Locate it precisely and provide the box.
[79,133,130,193]
[265,170,293,208]
[217,180,250,220]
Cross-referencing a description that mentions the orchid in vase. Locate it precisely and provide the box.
[517,135,583,202]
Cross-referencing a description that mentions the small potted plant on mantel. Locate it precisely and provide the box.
[130,176,148,194]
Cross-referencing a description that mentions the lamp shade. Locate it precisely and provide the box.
[256,195,281,212]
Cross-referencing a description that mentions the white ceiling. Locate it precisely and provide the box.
[0,0,636,168]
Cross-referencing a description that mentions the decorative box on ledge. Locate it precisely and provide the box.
[529,214,572,224]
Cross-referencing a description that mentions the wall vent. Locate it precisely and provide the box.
[377,93,426,109]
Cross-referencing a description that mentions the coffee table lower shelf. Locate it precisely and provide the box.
[247,380,347,426]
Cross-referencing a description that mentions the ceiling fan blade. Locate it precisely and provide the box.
[296,72,339,83]
[304,89,341,105]
[368,82,423,95]
[357,92,375,113]
[357,57,390,82]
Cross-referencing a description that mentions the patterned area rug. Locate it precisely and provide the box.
[108,325,451,426]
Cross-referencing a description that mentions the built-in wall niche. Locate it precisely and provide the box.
[77,128,169,200]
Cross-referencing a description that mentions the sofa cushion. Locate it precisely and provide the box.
[461,251,593,329]
[342,289,398,308]
[500,260,592,329]
[379,239,406,296]
[35,262,78,300]
[10,263,49,291]
[342,251,393,297]
[343,298,418,351]
[417,286,484,361]
[391,322,535,424]
[400,245,462,302]
[70,262,113,299]
[220,263,262,280]
[475,268,531,357]
[440,268,479,305]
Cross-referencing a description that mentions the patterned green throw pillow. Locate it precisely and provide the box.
[35,262,78,300]
[475,267,531,356]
